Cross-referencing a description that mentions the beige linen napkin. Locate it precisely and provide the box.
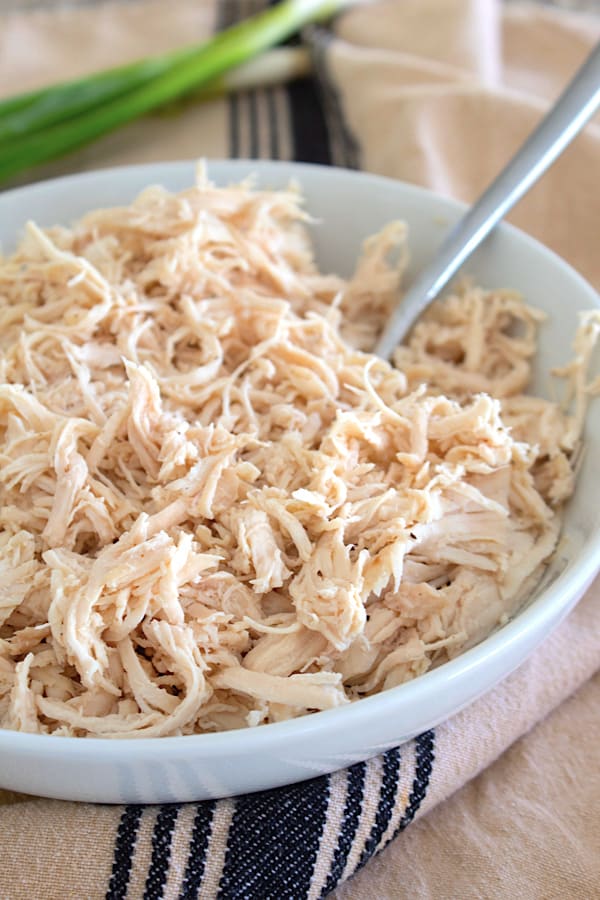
[322,0,600,285]
[0,1,599,898]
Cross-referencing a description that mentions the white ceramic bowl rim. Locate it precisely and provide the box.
[0,160,598,759]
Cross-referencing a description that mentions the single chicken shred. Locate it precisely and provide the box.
[0,169,598,738]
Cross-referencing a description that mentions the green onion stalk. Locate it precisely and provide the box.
[0,0,352,185]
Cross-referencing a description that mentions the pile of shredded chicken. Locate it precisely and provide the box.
[0,171,598,738]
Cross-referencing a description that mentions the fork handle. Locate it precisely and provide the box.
[375,42,600,360]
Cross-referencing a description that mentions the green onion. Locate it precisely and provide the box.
[155,47,312,114]
[199,46,312,98]
[0,0,351,185]
[0,47,312,137]
[0,53,198,143]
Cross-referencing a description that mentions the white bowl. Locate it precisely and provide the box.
[0,160,598,804]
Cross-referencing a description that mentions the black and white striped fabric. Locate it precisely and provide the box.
[103,4,433,896]
[218,0,359,167]
[106,733,435,899]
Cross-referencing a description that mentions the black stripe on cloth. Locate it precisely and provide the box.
[356,747,401,870]
[264,0,332,164]
[217,774,330,899]
[392,730,436,838]
[224,0,264,159]
[143,804,181,900]
[319,762,366,899]
[179,801,217,900]
[229,92,241,158]
[248,89,260,158]
[285,76,332,165]
[219,0,242,159]
[105,805,144,900]
[308,27,360,169]
[265,87,280,159]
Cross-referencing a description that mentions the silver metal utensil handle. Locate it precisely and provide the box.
[375,42,600,361]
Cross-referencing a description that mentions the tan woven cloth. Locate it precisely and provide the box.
[0,1,599,898]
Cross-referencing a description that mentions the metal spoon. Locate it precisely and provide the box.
[375,42,600,360]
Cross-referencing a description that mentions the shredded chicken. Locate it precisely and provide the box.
[0,167,598,738]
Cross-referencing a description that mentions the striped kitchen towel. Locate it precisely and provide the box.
[84,584,600,899]
[1,2,600,899]
[216,0,356,168]
[103,735,435,900]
